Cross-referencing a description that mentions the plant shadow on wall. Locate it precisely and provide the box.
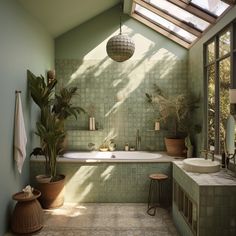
[59,42,180,151]
[145,84,201,157]
[28,70,85,209]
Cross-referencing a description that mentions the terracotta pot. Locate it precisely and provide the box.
[37,174,65,209]
[164,137,186,157]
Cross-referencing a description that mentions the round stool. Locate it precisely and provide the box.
[147,173,168,216]
[11,189,43,234]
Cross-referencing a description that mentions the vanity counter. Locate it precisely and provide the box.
[173,160,236,186]
[173,160,236,236]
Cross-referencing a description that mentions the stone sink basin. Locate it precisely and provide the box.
[183,158,221,173]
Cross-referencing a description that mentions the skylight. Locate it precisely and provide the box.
[135,4,197,43]
[145,0,210,31]
[191,0,229,16]
[131,0,234,48]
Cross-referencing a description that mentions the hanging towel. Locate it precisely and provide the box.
[14,92,27,174]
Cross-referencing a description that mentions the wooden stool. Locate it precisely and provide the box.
[147,173,168,216]
[11,189,43,234]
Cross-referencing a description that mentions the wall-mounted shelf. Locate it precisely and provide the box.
[67,129,103,132]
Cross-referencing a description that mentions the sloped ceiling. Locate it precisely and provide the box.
[18,0,121,37]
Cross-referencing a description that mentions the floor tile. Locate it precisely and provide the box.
[7,203,179,236]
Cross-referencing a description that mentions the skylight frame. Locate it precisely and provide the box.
[190,0,229,16]
[135,4,198,43]
[130,0,234,49]
[144,0,210,32]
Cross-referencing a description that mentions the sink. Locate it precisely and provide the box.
[183,158,221,173]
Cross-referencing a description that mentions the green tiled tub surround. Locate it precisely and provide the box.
[56,59,188,151]
[173,161,236,236]
[30,156,173,203]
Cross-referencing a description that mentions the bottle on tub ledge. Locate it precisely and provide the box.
[124,143,129,151]
[89,117,96,130]
[88,104,96,131]
[154,121,160,131]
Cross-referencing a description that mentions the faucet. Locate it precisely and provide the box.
[200,150,208,159]
[226,149,236,170]
[200,149,215,161]
[136,129,141,151]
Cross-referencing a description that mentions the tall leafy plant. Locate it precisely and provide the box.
[145,84,200,138]
[28,70,84,180]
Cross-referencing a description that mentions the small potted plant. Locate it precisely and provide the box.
[99,139,111,152]
[28,70,84,208]
[145,84,200,157]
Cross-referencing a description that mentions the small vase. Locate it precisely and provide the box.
[89,117,95,130]
[154,121,160,131]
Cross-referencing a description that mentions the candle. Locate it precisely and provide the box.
[155,121,160,131]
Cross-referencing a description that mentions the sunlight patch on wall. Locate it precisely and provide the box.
[66,166,97,202]
[76,182,94,202]
[156,48,178,79]
[68,26,177,87]
[105,47,177,116]
[101,166,115,181]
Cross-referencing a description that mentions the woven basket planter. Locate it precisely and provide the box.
[11,189,43,234]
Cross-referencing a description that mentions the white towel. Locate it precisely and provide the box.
[14,93,27,174]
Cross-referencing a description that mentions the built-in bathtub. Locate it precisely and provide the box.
[30,152,178,203]
[63,151,162,161]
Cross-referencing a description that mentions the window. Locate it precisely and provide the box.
[130,0,233,48]
[135,4,198,43]
[204,21,236,154]
[191,0,229,16]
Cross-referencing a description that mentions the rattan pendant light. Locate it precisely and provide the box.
[106,11,135,62]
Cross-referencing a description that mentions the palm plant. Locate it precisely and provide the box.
[35,113,65,179]
[28,70,84,180]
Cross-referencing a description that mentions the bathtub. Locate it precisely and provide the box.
[31,152,176,203]
[62,151,162,161]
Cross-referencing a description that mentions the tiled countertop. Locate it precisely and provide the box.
[174,160,236,186]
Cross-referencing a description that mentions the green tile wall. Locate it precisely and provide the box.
[199,186,236,236]
[56,59,188,151]
[173,162,199,203]
[30,160,172,203]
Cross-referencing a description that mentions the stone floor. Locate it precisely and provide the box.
[8,203,179,236]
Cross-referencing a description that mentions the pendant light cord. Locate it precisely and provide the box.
[119,3,123,35]
[120,15,122,35]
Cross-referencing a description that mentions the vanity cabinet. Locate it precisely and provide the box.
[173,161,236,236]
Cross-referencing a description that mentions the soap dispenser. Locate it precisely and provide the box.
[125,143,129,151]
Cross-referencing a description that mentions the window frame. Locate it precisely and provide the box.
[204,20,236,154]
[130,0,234,48]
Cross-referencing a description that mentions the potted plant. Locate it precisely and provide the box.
[28,70,84,208]
[145,84,200,157]
[99,138,116,151]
